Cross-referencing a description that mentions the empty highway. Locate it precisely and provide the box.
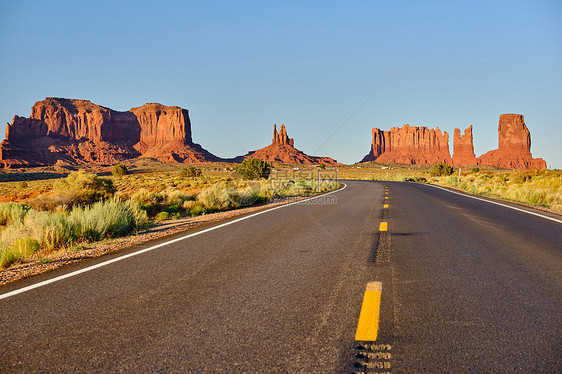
[0,181,560,373]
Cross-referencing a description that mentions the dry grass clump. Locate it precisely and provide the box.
[0,202,31,225]
[27,170,115,211]
[432,169,562,212]
[0,198,147,268]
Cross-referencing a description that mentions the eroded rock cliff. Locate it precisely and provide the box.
[477,114,546,169]
[0,98,219,167]
[361,115,546,169]
[452,126,477,165]
[361,124,452,164]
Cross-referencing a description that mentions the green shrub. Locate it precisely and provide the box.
[155,211,170,221]
[112,164,129,177]
[12,237,40,256]
[182,200,206,216]
[404,177,428,183]
[162,189,194,206]
[20,181,29,188]
[180,166,202,178]
[0,248,22,269]
[431,163,454,177]
[155,211,180,221]
[32,212,75,250]
[163,205,181,214]
[471,167,480,173]
[69,198,148,239]
[0,198,148,261]
[51,170,116,206]
[141,203,162,215]
[132,189,164,205]
[0,202,30,226]
[197,184,238,211]
[236,158,272,180]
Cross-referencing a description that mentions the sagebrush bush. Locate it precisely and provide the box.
[0,202,30,226]
[0,248,22,269]
[69,198,147,239]
[155,211,180,221]
[0,198,148,265]
[183,200,207,216]
[162,189,194,206]
[12,237,41,256]
[34,211,75,250]
[27,170,116,211]
[197,184,239,211]
[131,188,164,205]
[53,170,116,205]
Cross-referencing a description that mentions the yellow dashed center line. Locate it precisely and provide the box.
[379,222,388,231]
[355,282,382,341]
[383,204,389,208]
[384,196,388,200]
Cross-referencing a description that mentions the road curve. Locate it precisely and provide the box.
[0,181,560,373]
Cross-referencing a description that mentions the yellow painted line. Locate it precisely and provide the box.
[383,204,389,208]
[384,196,388,200]
[355,282,382,341]
[379,222,388,231]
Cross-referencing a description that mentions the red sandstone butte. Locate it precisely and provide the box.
[361,124,452,164]
[240,124,339,165]
[0,98,219,167]
[477,114,546,169]
[452,125,477,165]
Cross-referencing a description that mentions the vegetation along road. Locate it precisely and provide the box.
[0,181,560,372]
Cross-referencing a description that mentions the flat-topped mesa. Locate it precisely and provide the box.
[130,103,192,148]
[273,124,294,146]
[7,97,139,143]
[361,124,452,164]
[0,97,219,167]
[477,114,546,169]
[452,126,477,165]
[242,124,338,165]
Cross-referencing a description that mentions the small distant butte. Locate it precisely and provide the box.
[236,124,339,166]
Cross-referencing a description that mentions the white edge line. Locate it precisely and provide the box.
[424,183,562,224]
[0,183,347,300]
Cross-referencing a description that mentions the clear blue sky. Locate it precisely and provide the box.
[1,0,561,168]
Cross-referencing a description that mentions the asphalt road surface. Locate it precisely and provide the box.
[0,181,560,373]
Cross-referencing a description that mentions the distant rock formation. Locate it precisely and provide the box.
[477,114,546,169]
[452,126,477,165]
[361,115,547,169]
[272,123,294,146]
[361,124,452,164]
[0,98,219,167]
[240,124,339,165]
